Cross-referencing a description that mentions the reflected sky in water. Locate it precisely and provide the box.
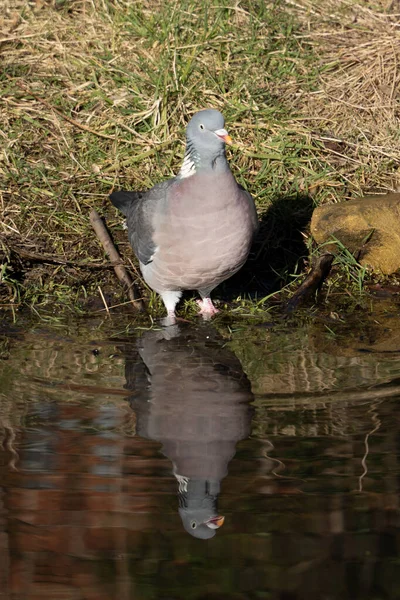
[1,314,400,599]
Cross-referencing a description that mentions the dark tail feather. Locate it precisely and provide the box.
[109,190,140,217]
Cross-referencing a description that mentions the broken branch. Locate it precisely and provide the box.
[285,253,334,314]
[90,209,145,312]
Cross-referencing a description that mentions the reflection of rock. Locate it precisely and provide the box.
[124,323,253,539]
[311,193,400,274]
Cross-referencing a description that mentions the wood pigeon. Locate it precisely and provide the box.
[110,109,258,321]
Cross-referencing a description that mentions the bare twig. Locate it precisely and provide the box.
[90,209,145,312]
[285,253,334,313]
[98,285,110,314]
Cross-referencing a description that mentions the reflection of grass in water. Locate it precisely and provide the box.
[0,338,10,360]
[0,386,136,472]
[222,303,400,402]
[0,392,27,470]
[22,400,136,437]
[0,325,137,443]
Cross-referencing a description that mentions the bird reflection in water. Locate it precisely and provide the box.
[124,323,253,539]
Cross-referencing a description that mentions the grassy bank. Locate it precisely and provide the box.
[1,0,400,319]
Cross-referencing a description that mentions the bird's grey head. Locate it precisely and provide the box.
[179,507,225,540]
[178,478,225,539]
[179,109,232,178]
[186,109,231,153]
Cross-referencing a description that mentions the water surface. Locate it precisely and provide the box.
[1,310,400,599]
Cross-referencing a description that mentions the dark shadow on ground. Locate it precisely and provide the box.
[219,193,315,300]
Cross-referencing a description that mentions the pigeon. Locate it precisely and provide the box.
[123,322,253,539]
[110,109,258,321]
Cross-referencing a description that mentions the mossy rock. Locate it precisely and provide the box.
[311,193,400,275]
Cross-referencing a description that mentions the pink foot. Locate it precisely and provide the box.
[196,297,219,319]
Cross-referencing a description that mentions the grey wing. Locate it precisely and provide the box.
[126,180,173,266]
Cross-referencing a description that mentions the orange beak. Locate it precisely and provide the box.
[205,515,225,529]
[214,128,233,145]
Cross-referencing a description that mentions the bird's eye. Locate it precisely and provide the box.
[191,521,197,529]
[199,124,204,130]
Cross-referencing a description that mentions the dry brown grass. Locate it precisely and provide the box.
[1,0,400,314]
[290,0,400,193]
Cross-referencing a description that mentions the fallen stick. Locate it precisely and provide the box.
[285,253,334,314]
[89,209,145,312]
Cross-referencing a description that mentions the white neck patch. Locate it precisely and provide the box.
[174,472,189,493]
[178,153,196,179]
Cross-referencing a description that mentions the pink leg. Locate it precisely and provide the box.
[196,297,219,318]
